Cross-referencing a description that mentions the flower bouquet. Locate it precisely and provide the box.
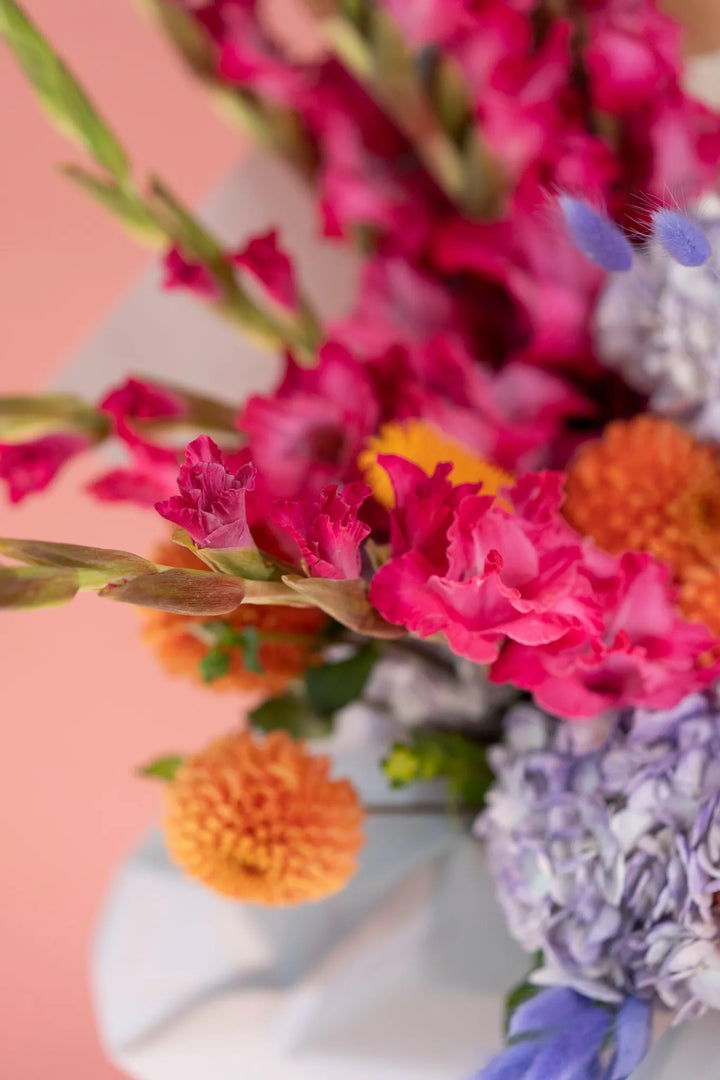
[4,0,720,1076]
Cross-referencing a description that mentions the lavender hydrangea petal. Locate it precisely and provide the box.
[481,692,720,1021]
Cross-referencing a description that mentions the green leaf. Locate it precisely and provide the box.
[200,622,264,675]
[281,576,406,639]
[147,177,223,263]
[0,0,129,179]
[139,754,184,782]
[101,568,247,615]
[0,537,155,577]
[137,0,216,79]
[304,644,377,717]
[382,730,493,807]
[238,625,262,673]
[250,694,334,740]
[62,165,165,245]
[199,647,232,684]
[503,953,544,1038]
[0,566,79,609]
[0,393,105,441]
[193,544,275,581]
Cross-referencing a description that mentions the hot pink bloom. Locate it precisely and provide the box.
[582,0,681,114]
[273,482,371,580]
[378,0,472,46]
[239,344,380,500]
[622,91,720,199]
[88,461,179,507]
[156,435,257,549]
[99,377,187,466]
[214,0,310,105]
[232,229,298,309]
[379,456,482,567]
[162,247,222,301]
[0,433,89,504]
[370,464,717,719]
[492,551,718,719]
[431,211,603,371]
[315,115,435,253]
[330,258,461,357]
[370,471,603,665]
[368,336,592,471]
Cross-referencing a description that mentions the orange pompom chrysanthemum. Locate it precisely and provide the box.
[164,730,365,904]
[564,416,720,634]
[142,541,327,696]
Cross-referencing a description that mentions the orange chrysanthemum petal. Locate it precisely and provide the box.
[358,419,513,509]
[141,541,327,695]
[164,730,365,904]
[564,416,720,634]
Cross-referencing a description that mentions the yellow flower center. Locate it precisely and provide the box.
[358,419,513,509]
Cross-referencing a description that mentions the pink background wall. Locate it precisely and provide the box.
[0,2,244,1077]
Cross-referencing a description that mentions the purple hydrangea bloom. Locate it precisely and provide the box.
[478,694,720,1023]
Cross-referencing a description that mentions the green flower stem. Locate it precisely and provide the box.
[301,0,504,218]
[0,0,322,362]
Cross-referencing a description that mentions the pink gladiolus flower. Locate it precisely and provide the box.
[432,211,603,371]
[232,229,298,309]
[162,247,222,300]
[491,551,719,719]
[330,258,460,357]
[273,482,372,580]
[0,433,89,504]
[155,435,257,549]
[379,0,472,46]
[379,456,482,567]
[368,336,592,472]
[215,0,309,105]
[370,471,603,666]
[239,344,380,500]
[583,0,681,114]
[88,457,179,507]
[99,377,188,466]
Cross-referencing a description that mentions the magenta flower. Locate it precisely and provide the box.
[273,482,372,580]
[379,0,472,46]
[155,435,257,549]
[88,457,179,508]
[162,247,222,301]
[370,471,602,666]
[583,0,681,114]
[232,229,298,310]
[99,377,188,461]
[379,456,482,568]
[330,258,459,357]
[239,343,380,501]
[0,433,90,504]
[367,335,591,472]
[212,0,309,106]
[492,550,719,719]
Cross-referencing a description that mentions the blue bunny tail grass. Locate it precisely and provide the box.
[557,195,634,272]
[651,207,712,267]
